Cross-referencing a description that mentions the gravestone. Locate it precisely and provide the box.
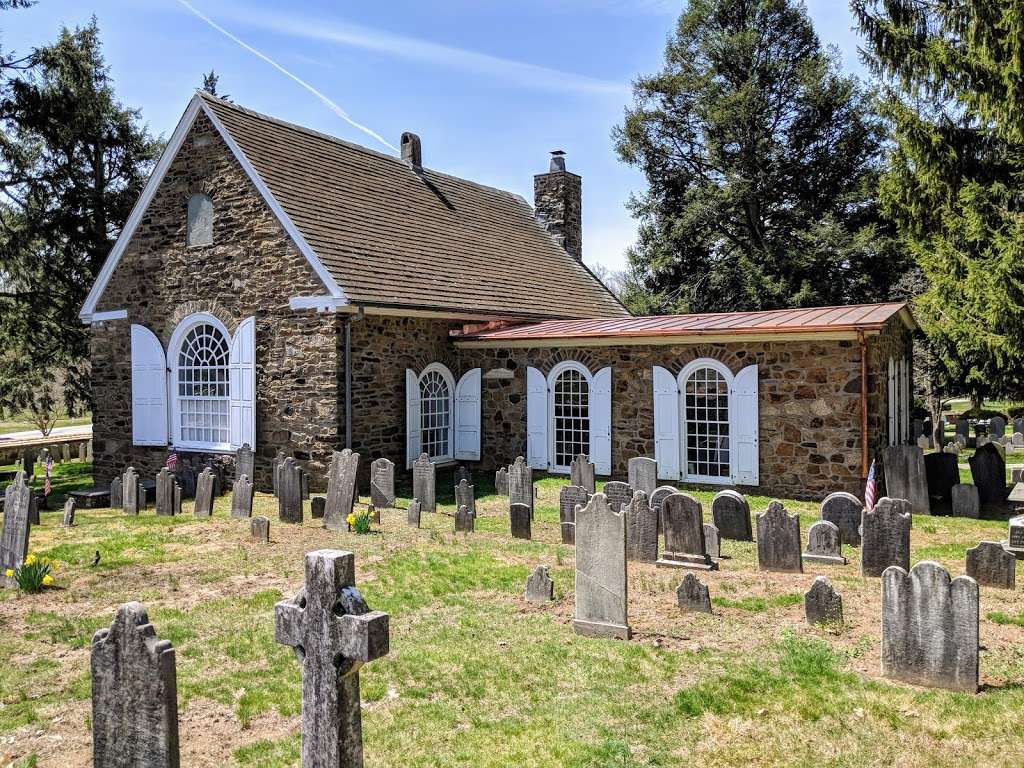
[756,501,802,573]
[861,497,912,577]
[525,565,554,603]
[300,471,310,501]
[61,498,76,528]
[510,502,532,540]
[803,520,846,565]
[805,577,843,626]
[110,476,123,509]
[955,419,970,439]
[559,485,588,545]
[570,454,596,494]
[881,445,931,516]
[649,486,677,530]
[194,468,215,518]
[494,467,508,496]
[624,491,659,564]
[703,523,721,560]
[61,443,70,462]
[21,449,35,480]
[1013,467,1024,484]
[277,458,304,524]
[1014,432,1024,447]
[574,493,630,640]
[1,472,31,587]
[275,550,390,768]
[965,541,1016,589]
[627,457,658,498]
[407,499,421,528]
[236,443,255,487]
[881,561,978,693]
[455,504,475,533]
[155,468,181,517]
[310,497,326,520]
[412,453,436,514]
[676,573,712,614]
[820,491,863,547]
[508,457,533,515]
[231,474,254,519]
[659,493,715,570]
[272,449,287,496]
[369,458,395,509]
[455,479,475,516]
[91,602,179,768]
[250,516,270,543]
[951,483,980,518]
[602,481,634,513]
[123,468,140,516]
[711,490,752,542]
[944,441,960,455]
[969,443,1007,505]
[176,467,197,500]
[924,452,959,504]
[28,493,39,526]
[990,416,1007,439]
[324,450,360,531]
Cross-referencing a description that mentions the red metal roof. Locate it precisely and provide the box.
[454,302,913,342]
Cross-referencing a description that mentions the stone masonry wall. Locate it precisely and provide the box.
[91,112,341,490]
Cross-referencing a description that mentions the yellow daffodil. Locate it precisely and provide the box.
[24,554,36,566]
[346,514,356,526]
[42,575,54,587]
[4,569,13,578]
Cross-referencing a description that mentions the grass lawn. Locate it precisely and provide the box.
[0,414,92,436]
[2,470,1023,767]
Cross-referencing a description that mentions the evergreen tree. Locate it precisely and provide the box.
[615,0,907,315]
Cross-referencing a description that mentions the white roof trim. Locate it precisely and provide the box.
[80,94,348,323]
[89,309,128,323]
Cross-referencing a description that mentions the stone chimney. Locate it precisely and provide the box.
[401,132,422,169]
[534,150,582,261]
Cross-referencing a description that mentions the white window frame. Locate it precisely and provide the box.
[678,358,735,485]
[547,361,594,474]
[168,312,233,452]
[418,362,456,464]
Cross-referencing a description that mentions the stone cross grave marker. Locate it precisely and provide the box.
[275,550,390,768]
[559,485,588,545]
[861,497,911,577]
[659,493,714,570]
[924,452,959,505]
[803,520,846,565]
[155,468,181,517]
[250,516,270,543]
[627,457,657,499]
[676,573,712,614]
[61,497,76,528]
[951,483,980,518]
[756,501,802,573]
[508,457,533,516]
[123,468,140,516]
[194,468,215,517]
[969,443,1007,505]
[369,458,395,509]
[231,474,254,519]
[711,490,752,542]
[881,561,978,693]
[325,450,360,532]
[455,479,475,516]
[805,577,843,626]
[570,454,596,494]
[819,491,862,547]
[510,502,531,540]
[703,523,721,560]
[965,541,1016,589]
[624,491,658,564]
[494,467,508,496]
[1,472,31,588]
[881,445,931,516]
[91,602,180,768]
[602,481,633,513]
[277,458,304,524]
[236,443,255,487]
[412,454,436,514]
[574,493,630,640]
[110,475,123,509]
[455,504,475,533]
[407,499,421,528]
[525,565,554,603]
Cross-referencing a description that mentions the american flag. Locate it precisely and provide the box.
[166,450,178,470]
[864,459,877,511]
[43,452,54,497]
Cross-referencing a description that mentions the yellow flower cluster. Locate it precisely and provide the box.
[3,569,12,578]
[24,553,36,566]
[346,513,356,526]
[42,575,55,586]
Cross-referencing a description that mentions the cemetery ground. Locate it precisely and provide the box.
[2,467,1024,767]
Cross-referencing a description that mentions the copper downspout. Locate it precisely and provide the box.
[858,328,869,478]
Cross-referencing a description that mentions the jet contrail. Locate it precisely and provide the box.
[175,0,398,152]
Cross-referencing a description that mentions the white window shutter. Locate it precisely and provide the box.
[591,366,613,476]
[653,365,681,480]
[229,316,256,450]
[130,324,168,446]
[887,357,896,446]
[732,364,759,486]
[901,357,911,444]
[526,366,549,469]
[406,369,421,469]
[454,368,481,460]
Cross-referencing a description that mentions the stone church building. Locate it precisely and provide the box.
[80,93,916,500]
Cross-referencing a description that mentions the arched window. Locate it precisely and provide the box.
[172,317,231,449]
[419,363,454,461]
[187,193,214,247]
[548,362,591,472]
[681,361,732,481]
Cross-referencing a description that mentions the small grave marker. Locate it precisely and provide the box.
[676,573,712,614]
[525,565,554,603]
[805,577,843,625]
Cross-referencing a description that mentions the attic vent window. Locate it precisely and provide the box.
[187,192,214,247]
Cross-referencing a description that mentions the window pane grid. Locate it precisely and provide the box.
[420,370,451,460]
[685,367,730,479]
[177,323,231,446]
[554,369,589,469]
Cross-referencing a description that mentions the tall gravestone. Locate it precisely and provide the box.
[369,458,395,509]
[803,520,846,565]
[559,485,588,545]
[659,493,715,570]
[324,450,360,532]
[574,494,630,640]
[623,491,658,564]
[62,497,77,528]
[155,468,181,517]
[990,416,1007,439]
[627,457,657,498]
[236,443,255,487]
[820,491,862,546]
[951,483,980,518]
[455,479,475,516]
[508,457,533,515]
[412,454,436,514]
[676,573,712,614]
[1,472,31,588]
[703,523,721,560]
[28,493,39,526]
[969,443,1007,505]
[272,449,288,497]
[231,474,254,519]
[91,602,180,768]
[861,497,912,577]
[711,490,752,542]
[455,505,475,533]
[924,452,959,505]
[494,467,509,496]
[756,501,802,573]
[275,550,390,768]
[881,561,978,693]
[123,468,140,516]
[805,577,843,625]
[510,502,531,540]
[277,458,304,524]
[109,476,123,509]
[965,541,1016,589]
[602,481,633,513]
[193,468,215,518]
[570,454,596,494]
[882,445,931,516]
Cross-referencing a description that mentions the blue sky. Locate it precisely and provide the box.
[4,0,866,272]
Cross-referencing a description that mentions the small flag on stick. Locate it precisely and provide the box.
[43,452,54,497]
[166,450,178,470]
[864,459,877,511]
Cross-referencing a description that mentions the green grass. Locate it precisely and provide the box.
[986,611,1024,627]
[0,413,91,436]
[711,593,803,612]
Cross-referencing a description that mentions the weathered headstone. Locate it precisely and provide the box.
[272,449,287,496]
[193,468,215,517]
[525,565,554,603]
[155,468,181,517]
[412,453,436,514]
[454,465,471,487]
[510,502,531,540]
[324,450,360,531]
[574,494,630,640]
[236,443,255,487]
[955,419,970,438]
[231,474,254,519]
[624,491,659,564]
[61,443,70,462]
[803,520,846,565]
[756,500,802,573]
[177,467,197,500]
[924,451,959,504]
[969,442,1007,505]
[369,458,395,509]
[455,504,475,533]
[277,457,304,524]
[110,475,123,509]
[406,498,421,528]
[508,457,533,515]
[649,485,677,530]
[711,490,752,542]
[495,467,509,496]
[570,454,596,494]
[250,516,270,543]
[559,485,588,545]
[965,541,1016,589]
[123,468,140,516]
[275,550,390,767]
[990,416,1007,439]
[881,445,931,516]
[602,481,634,513]
[881,561,978,693]
[861,497,912,577]
[1,472,31,587]
[21,448,35,479]
[91,602,179,768]
[659,493,715,570]
[1014,432,1024,447]
[28,493,39,526]
[310,497,326,520]
[676,572,712,614]
[61,497,76,528]
[805,577,843,625]
[951,483,980,519]
[819,491,862,547]
[627,456,657,499]
[455,479,475,516]
[300,470,310,501]
[703,523,721,560]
